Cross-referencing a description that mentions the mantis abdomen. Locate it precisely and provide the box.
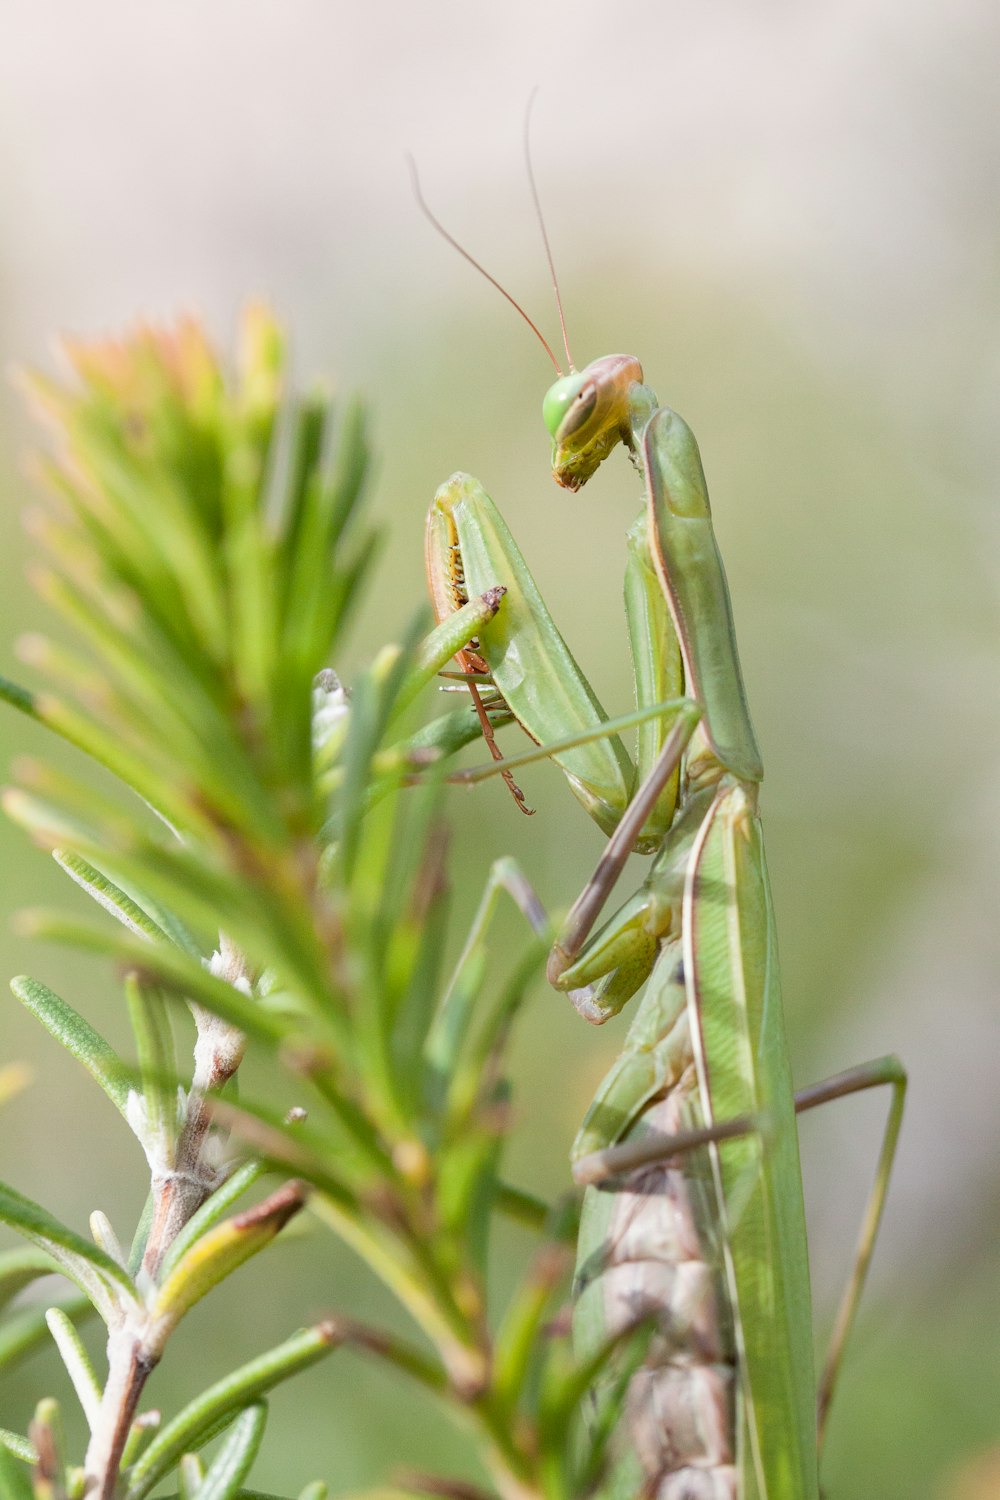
[573,948,741,1499]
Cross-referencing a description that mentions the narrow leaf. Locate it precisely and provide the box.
[53,850,182,946]
[0,1247,61,1313]
[120,1412,161,1472]
[0,1295,93,1375]
[12,914,284,1044]
[10,977,130,1117]
[491,1246,572,1414]
[0,671,39,721]
[11,781,340,1029]
[124,974,177,1153]
[125,1322,340,1500]
[157,1493,294,1500]
[148,1184,306,1348]
[89,1211,127,1268]
[0,1430,36,1464]
[0,1178,137,1321]
[0,1441,35,1500]
[179,1456,205,1500]
[45,1308,102,1428]
[194,1402,267,1500]
[128,1192,155,1275]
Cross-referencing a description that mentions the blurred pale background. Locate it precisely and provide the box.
[0,3,997,1497]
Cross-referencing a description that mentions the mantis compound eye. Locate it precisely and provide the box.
[565,382,598,435]
[542,372,587,438]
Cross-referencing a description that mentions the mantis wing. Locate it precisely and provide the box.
[687,783,817,1500]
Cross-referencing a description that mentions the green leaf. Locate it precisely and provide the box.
[335,671,385,883]
[148,1185,306,1349]
[277,394,329,590]
[279,397,371,694]
[492,1246,572,1416]
[125,1322,340,1500]
[0,1247,61,1313]
[0,1430,36,1465]
[124,974,178,1153]
[14,687,197,833]
[53,849,193,949]
[193,1403,267,1500]
[12,913,284,1044]
[127,1192,155,1276]
[13,788,341,1031]
[10,775,341,1033]
[0,1294,93,1376]
[125,842,337,1024]
[0,1440,34,1500]
[10,976,131,1117]
[45,1307,102,1427]
[0,672,39,721]
[158,1493,294,1500]
[179,1455,206,1500]
[119,1411,161,1472]
[0,1178,138,1323]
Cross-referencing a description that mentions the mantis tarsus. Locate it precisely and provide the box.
[418,169,906,1500]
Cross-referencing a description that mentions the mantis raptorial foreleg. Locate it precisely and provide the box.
[426,474,688,850]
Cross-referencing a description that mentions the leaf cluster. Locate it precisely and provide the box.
[0,311,628,1500]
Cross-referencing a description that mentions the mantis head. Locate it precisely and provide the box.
[543,354,645,491]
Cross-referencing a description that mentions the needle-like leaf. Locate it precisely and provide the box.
[125,1322,340,1500]
[10,976,131,1118]
[192,1402,267,1500]
[0,1179,138,1323]
[148,1184,306,1350]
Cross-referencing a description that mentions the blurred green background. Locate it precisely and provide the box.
[0,3,997,1496]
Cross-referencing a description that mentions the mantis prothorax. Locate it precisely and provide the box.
[417,161,906,1500]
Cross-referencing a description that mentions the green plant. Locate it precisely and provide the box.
[0,310,632,1500]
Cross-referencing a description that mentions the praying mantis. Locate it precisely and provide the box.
[417,167,906,1500]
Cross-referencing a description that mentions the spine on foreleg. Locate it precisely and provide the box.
[574,1015,738,1499]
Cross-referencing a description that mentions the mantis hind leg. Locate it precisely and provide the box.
[793,1056,907,1449]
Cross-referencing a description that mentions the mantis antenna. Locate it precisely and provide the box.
[523,89,575,373]
[406,153,564,375]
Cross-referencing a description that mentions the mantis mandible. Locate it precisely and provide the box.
[417,157,906,1500]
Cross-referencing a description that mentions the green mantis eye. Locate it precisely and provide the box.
[542,374,588,438]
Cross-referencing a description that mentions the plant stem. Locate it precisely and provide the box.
[84,1328,155,1500]
[142,946,247,1282]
